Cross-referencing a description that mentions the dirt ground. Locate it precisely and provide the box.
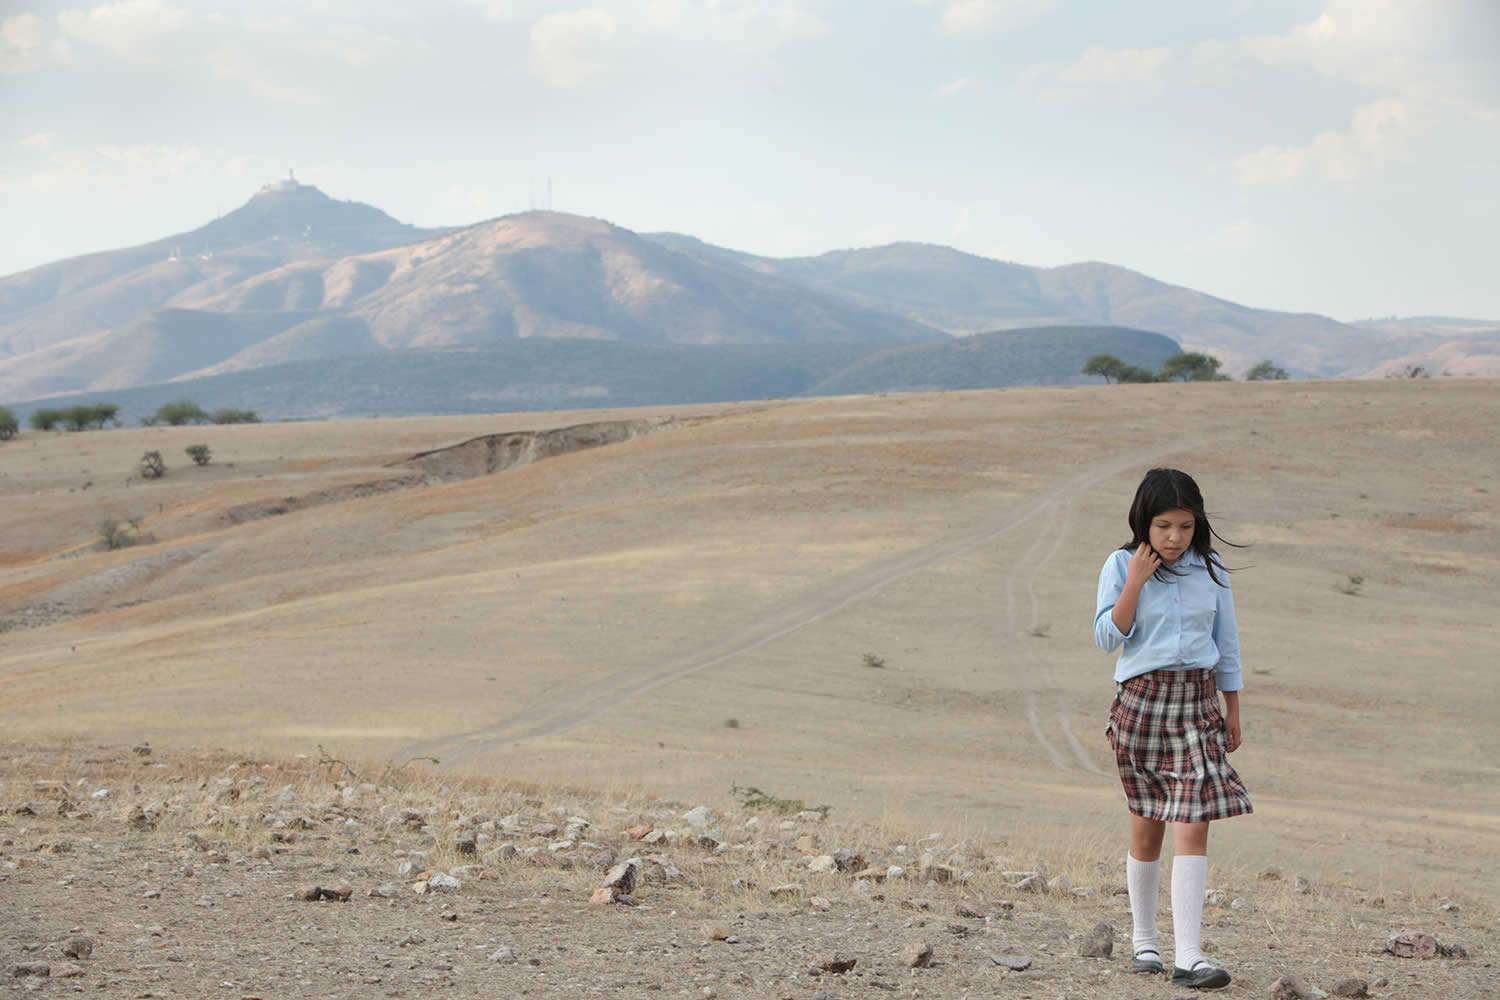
[1,379,1498,982]
[3,743,1494,999]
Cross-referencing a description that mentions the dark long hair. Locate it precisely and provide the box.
[1119,468,1241,586]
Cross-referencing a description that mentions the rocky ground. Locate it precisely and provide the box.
[2,743,1494,1000]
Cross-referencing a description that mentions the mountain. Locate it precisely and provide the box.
[5,325,1176,426]
[0,178,438,364]
[1349,316,1500,377]
[647,236,1378,377]
[0,205,944,401]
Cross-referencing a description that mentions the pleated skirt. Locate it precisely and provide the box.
[1105,668,1253,823]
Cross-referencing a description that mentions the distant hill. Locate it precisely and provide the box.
[648,235,1376,377]
[6,325,1176,426]
[0,180,438,363]
[807,325,1180,396]
[2,183,1484,409]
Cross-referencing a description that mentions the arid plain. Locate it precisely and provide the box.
[3,378,1497,906]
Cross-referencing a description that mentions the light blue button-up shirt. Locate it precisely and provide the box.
[1093,548,1243,692]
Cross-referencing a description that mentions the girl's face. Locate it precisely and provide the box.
[1148,508,1196,563]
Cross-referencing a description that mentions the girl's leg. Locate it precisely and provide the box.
[1170,821,1211,973]
[1128,815,1166,968]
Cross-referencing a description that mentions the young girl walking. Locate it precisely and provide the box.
[1094,468,1253,990]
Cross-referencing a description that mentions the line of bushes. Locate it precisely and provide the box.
[1083,352,1290,384]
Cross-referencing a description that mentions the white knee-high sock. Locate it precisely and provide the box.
[1172,854,1208,970]
[1126,854,1160,958]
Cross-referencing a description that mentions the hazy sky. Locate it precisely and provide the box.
[2,0,1497,321]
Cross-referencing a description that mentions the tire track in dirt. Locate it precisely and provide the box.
[409,439,1223,765]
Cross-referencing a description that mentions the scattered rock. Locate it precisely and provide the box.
[808,896,831,912]
[488,946,517,964]
[590,887,619,905]
[428,873,462,892]
[61,937,93,960]
[806,854,837,874]
[1386,929,1438,959]
[8,962,50,978]
[1259,865,1283,880]
[296,884,353,902]
[991,954,1032,971]
[132,743,152,755]
[832,848,864,872]
[1078,921,1115,958]
[854,866,886,883]
[701,922,732,941]
[626,824,652,840]
[769,883,804,899]
[454,836,477,856]
[1331,977,1369,998]
[899,940,934,968]
[954,900,985,919]
[603,860,639,895]
[1015,874,1048,893]
[1438,901,1459,912]
[1270,973,1312,999]
[808,954,857,975]
[49,963,84,979]
[368,884,400,898]
[682,806,714,828]
[1295,875,1312,894]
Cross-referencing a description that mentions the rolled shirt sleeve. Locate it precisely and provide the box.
[1093,550,1135,652]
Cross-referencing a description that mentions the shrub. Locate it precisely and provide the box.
[862,652,887,669]
[139,450,167,479]
[185,444,212,466]
[211,408,260,424]
[1246,360,1289,381]
[0,406,16,440]
[1118,365,1157,383]
[153,400,208,426]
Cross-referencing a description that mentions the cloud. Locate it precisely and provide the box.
[528,8,619,89]
[937,76,973,96]
[1056,44,1171,86]
[1184,219,1271,254]
[931,0,1055,34]
[1234,98,1408,185]
[462,0,518,20]
[524,1,827,88]
[1,12,72,74]
[54,1,430,103]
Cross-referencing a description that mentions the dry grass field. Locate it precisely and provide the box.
[2,379,1498,996]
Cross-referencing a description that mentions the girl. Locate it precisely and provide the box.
[1094,468,1252,991]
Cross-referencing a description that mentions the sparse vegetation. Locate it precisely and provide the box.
[861,652,887,669]
[724,717,740,729]
[1246,360,1290,381]
[1336,574,1364,596]
[1117,364,1157,383]
[0,406,17,440]
[211,408,260,424]
[316,743,440,788]
[99,517,153,550]
[139,450,167,479]
[185,443,212,466]
[1158,351,1225,382]
[1398,364,1428,378]
[1028,623,1051,638]
[731,782,831,817]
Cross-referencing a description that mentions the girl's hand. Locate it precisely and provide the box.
[1224,707,1243,752]
[1125,542,1160,588]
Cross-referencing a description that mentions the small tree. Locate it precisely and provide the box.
[1159,351,1223,382]
[185,443,212,466]
[1082,353,1127,384]
[154,400,208,426]
[1245,360,1289,381]
[30,408,62,431]
[0,406,17,440]
[63,405,94,432]
[139,450,167,479]
[89,403,120,428]
[1118,365,1157,383]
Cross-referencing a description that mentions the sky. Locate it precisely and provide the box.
[1,0,1497,322]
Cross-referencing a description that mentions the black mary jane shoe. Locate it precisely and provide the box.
[1171,960,1232,989]
[1130,949,1164,974]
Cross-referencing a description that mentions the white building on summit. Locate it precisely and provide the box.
[260,169,301,194]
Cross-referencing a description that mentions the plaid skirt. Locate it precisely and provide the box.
[1105,668,1252,823]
